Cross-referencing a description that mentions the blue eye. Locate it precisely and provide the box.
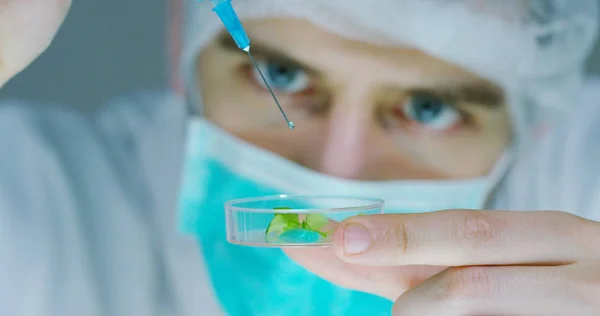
[402,95,462,130]
[252,60,310,94]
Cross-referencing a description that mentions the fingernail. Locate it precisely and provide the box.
[344,224,372,255]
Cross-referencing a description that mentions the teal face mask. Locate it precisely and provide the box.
[178,119,492,316]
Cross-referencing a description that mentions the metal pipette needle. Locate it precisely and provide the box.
[246,50,295,130]
[208,0,294,129]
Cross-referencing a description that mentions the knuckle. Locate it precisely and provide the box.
[442,267,499,301]
[376,217,412,260]
[391,220,411,259]
[453,210,499,246]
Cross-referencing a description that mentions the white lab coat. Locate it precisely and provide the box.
[0,91,224,316]
[0,78,599,316]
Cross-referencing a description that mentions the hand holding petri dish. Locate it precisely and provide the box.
[225,195,384,247]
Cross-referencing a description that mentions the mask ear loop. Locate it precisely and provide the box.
[482,147,515,208]
[479,79,520,208]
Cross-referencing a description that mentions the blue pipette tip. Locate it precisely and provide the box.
[211,0,251,51]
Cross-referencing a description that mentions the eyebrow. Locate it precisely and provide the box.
[407,83,505,108]
[216,33,319,74]
[216,33,504,107]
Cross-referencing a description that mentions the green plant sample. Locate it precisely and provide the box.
[265,207,330,241]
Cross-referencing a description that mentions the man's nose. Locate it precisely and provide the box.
[316,90,379,180]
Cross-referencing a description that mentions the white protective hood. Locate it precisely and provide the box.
[180,0,598,158]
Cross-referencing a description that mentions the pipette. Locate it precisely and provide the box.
[206,0,295,130]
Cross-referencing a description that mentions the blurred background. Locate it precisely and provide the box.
[0,0,171,111]
[0,0,599,111]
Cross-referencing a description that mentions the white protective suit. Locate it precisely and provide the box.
[1,0,599,315]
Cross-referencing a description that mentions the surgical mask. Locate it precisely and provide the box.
[178,118,493,315]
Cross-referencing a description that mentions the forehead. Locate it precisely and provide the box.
[238,18,491,86]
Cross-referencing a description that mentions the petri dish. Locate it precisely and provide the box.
[225,195,384,248]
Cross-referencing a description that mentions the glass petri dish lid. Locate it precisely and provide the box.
[225,194,384,248]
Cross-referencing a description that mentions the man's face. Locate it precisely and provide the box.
[197,18,511,181]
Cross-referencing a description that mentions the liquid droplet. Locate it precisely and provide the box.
[279,228,320,243]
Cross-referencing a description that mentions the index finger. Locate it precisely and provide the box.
[283,247,442,300]
[332,210,597,267]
